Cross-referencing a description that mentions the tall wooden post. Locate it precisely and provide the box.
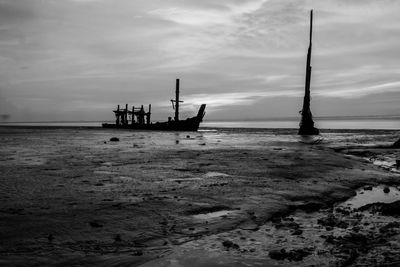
[125,104,128,125]
[175,79,180,122]
[116,105,120,126]
[147,104,151,124]
[132,106,135,125]
[298,9,319,135]
[140,105,144,124]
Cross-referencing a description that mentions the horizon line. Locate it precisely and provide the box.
[1,114,399,124]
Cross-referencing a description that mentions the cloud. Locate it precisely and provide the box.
[0,0,399,121]
[317,81,400,98]
[149,8,231,26]
[183,90,301,110]
[149,0,268,26]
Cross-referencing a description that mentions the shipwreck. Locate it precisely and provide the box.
[298,9,319,135]
[102,79,206,131]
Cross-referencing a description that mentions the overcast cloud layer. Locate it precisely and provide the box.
[0,0,399,121]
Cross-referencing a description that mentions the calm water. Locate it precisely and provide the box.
[203,119,399,129]
[1,118,398,129]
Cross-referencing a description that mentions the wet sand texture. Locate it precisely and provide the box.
[0,127,399,266]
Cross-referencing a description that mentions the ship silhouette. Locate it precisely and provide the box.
[102,79,206,131]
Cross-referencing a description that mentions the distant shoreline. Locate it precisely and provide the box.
[0,125,397,132]
[0,116,398,130]
[1,114,399,125]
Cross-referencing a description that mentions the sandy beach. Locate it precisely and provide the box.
[0,126,399,266]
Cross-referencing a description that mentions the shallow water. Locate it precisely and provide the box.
[1,117,399,129]
[371,159,400,173]
[203,118,400,129]
[193,210,233,220]
[204,172,230,178]
[339,185,400,209]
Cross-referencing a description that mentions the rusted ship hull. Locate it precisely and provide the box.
[102,112,204,131]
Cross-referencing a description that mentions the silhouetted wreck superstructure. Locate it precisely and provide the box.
[298,10,319,136]
[102,79,206,131]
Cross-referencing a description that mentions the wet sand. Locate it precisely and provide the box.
[0,126,399,266]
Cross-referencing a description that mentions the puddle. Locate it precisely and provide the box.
[193,210,233,220]
[372,159,393,168]
[372,159,400,173]
[204,172,229,178]
[339,185,400,209]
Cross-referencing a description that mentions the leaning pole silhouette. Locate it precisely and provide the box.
[298,9,319,135]
[393,138,400,148]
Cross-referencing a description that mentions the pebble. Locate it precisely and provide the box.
[114,234,122,242]
[222,240,240,250]
[383,187,390,194]
[47,234,54,242]
[89,221,103,228]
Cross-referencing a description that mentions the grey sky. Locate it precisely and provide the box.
[0,0,399,122]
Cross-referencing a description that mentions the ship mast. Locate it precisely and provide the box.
[298,9,319,135]
[175,79,180,121]
[171,78,183,122]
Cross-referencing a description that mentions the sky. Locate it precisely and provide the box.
[0,0,399,122]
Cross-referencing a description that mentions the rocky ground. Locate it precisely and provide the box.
[0,126,399,266]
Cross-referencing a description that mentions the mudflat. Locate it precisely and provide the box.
[0,126,399,266]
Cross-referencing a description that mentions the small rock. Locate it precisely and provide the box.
[325,235,335,244]
[343,233,368,246]
[132,250,143,256]
[109,137,119,142]
[364,186,373,191]
[114,234,122,242]
[379,221,400,233]
[317,214,337,228]
[287,248,312,261]
[292,229,303,235]
[335,207,350,216]
[47,234,54,242]
[269,248,312,262]
[337,221,349,229]
[222,240,240,250]
[269,249,286,261]
[89,221,103,228]
[383,187,390,194]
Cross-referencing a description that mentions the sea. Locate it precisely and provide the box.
[0,117,398,129]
